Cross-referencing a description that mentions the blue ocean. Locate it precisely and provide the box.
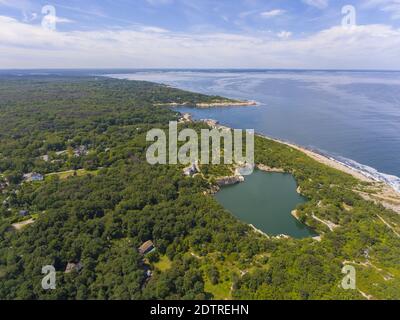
[110,70,400,192]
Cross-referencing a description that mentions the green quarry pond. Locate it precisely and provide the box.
[215,170,317,238]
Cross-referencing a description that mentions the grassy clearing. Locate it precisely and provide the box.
[0,267,6,279]
[195,251,271,300]
[46,169,99,180]
[154,255,172,272]
[204,277,232,300]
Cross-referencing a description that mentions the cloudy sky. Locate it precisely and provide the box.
[0,0,400,69]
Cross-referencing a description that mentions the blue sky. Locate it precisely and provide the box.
[0,0,400,68]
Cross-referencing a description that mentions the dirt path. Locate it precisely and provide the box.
[12,218,35,230]
[377,215,400,238]
[312,214,338,232]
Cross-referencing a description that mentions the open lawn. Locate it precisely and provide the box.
[154,255,172,272]
[45,169,99,180]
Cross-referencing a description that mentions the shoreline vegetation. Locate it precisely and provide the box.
[264,136,374,183]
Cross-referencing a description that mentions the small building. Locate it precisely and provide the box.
[138,240,155,255]
[65,261,83,274]
[55,150,67,156]
[183,162,199,177]
[23,172,44,182]
[19,210,29,217]
[179,113,193,123]
[74,146,88,157]
[202,119,219,128]
[0,182,7,192]
[362,248,370,259]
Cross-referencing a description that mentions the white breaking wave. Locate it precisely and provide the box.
[328,154,400,193]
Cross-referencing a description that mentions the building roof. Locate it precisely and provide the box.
[65,261,83,273]
[138,240,154,254]
[23,172,44,181]
[19,210,29,216]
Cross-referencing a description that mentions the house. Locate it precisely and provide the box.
[179,113,193,123]
[23,173,44,182]
[183,162,199,177]
[74,145,89,157]
[19,210,29,217]
[65,261,83,274]
[3,196,10,205]
[202,119,219,128]
[55,150,67,156]
[0,182,7,192]
[138,240,155,255]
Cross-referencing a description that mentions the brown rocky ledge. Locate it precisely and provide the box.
[256,164,285,173]
[216,175,245,187]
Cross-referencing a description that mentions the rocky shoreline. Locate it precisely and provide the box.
[256,164,285,173]
[216,175,245,187]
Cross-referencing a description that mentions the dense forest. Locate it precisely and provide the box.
[0,76,399,300]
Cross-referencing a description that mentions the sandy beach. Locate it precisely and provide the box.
[261,135,375,183]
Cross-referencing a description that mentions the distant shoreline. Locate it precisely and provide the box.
[155,100,258,108]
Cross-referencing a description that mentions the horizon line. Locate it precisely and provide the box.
[1,67,400,72]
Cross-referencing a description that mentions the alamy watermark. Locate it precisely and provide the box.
[342,5,357,29]
[41,265,56,290]
[146,121,255,175]
[22,5,58,31]
[41,5,57,31]
[341,265,356,290]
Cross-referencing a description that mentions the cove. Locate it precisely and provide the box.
[215,170,317,238]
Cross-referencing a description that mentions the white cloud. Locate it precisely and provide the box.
[47,16,75,24]
[146,0,174,6]
[0,0,33,10]
[138,26,169,33]
[0,15,400,69]
[277,31,292,39]
[22,11,37,22]
[362,0,400,19]
[260,9,285,18]
[302,0,329,9]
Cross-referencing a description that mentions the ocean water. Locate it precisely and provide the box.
[108,70,400,192]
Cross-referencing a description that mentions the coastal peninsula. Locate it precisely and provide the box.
[156,99,257,108]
